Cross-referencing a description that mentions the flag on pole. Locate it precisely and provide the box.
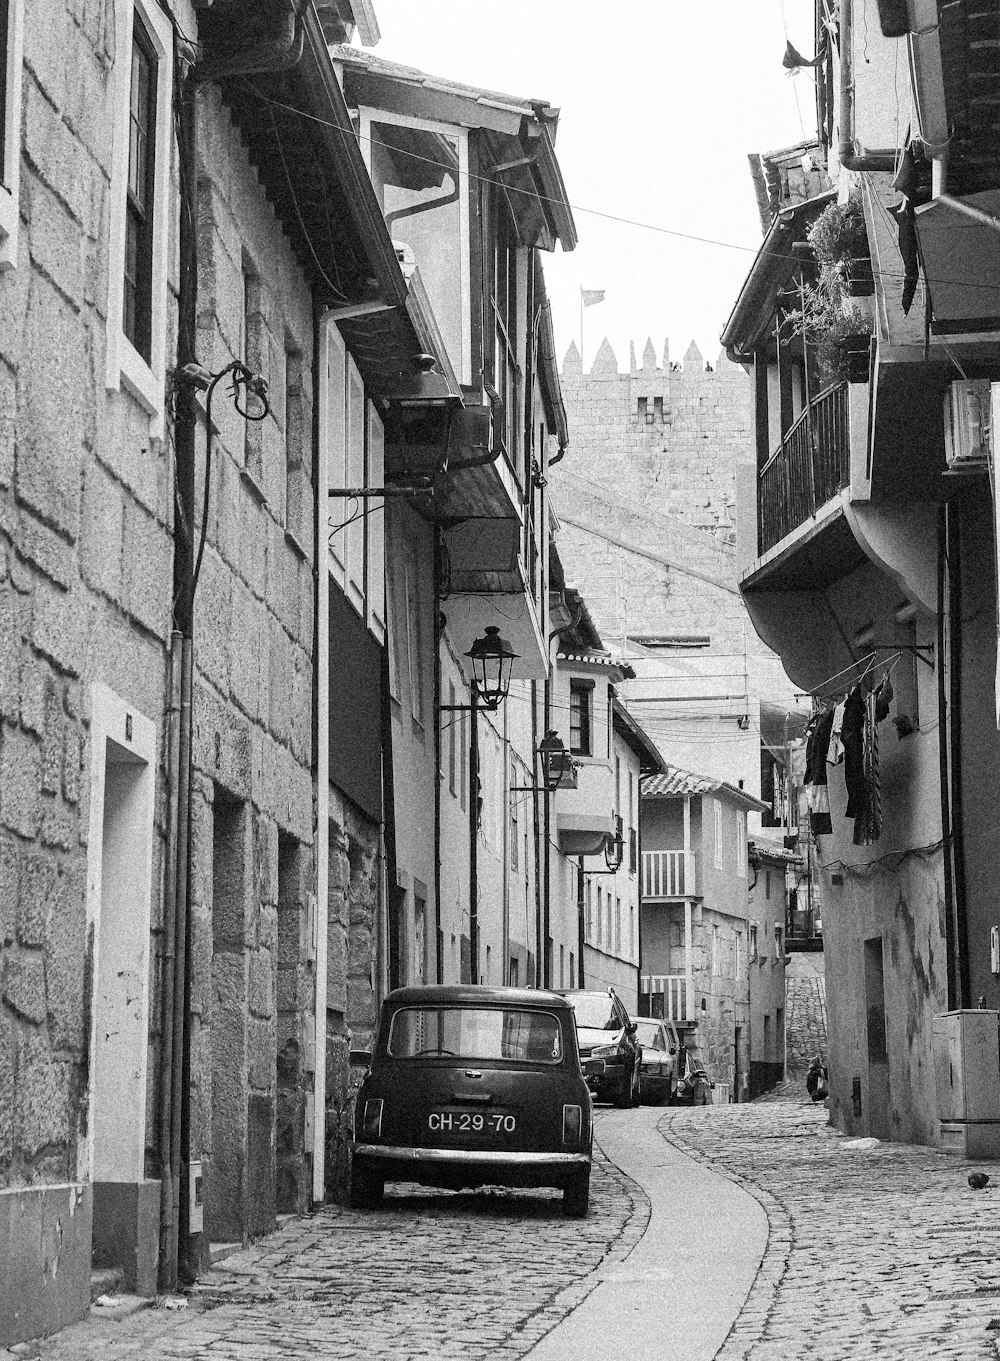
[581,289,605,306]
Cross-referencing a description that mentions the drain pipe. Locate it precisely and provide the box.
[837,1,900,174]
[160,34,199,1291]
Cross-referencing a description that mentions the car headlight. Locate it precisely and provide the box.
[359,1098,383,1140]
[591,1044,619,1059]
[562,1104,584,1144]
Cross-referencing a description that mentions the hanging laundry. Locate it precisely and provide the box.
[842,684,867,821]
[803,706,835,836]
[846,674,893,846]
[827,699,847,766]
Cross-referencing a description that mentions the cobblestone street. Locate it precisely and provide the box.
[663,1099,1000,1361]
[9,1098,1000,1360]
[13,1145,647,1361]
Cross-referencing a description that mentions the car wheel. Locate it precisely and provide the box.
[563,1169,590,1218]
[350,1161,384,1209]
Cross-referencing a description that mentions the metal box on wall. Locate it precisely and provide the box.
[933,1010,1000,1158]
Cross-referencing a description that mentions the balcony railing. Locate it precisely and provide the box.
[758,382,850,555]
[640,974,692,1023]
[641,850,694,898]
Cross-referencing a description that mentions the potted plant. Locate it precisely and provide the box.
[781,270,873,386]
[806,196,874,297]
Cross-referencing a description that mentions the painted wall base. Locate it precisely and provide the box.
[939,1121,1000,1160]
[0,1183,92,1346]
[92,1179,160,1296]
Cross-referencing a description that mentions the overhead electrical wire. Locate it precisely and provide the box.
[243,82,1000,301]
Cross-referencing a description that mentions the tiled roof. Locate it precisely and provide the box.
[642,766,768,812]
[332,47,550,122]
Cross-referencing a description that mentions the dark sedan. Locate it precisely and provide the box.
[350,985,595,1216]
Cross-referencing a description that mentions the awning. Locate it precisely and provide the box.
[915,191,1000,335]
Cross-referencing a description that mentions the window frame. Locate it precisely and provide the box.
[106,0,172,435]
[0,0,24,270]
[569,680,593,757]
[357,106,471,384]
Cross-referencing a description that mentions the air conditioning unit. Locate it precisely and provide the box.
[943,380,991,474]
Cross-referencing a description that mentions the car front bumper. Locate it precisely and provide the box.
[354,1144,591,1169]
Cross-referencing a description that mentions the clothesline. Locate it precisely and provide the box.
[799,648,904,703]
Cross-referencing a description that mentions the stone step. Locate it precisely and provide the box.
[90,1265,124,1302]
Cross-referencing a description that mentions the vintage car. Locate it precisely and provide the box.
[350,985,596,1216]
[634,1016,682,1105]
[558,987,642,1107]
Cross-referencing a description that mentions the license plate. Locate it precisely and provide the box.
[428,1111,516,1134]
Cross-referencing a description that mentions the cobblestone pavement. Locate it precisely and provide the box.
[12,1142,648,1361]
[662,1097,1000,1361]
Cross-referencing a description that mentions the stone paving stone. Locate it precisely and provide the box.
[24,1146,648,1361]
[660,1096,1000,1360]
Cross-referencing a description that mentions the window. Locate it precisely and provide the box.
[569,681,592,756]
[585,879,592,940]
[596,886,603,945]
[124,23,157,361]
[615,897,621,954]
[749,922,759,962]
[490,189,520,470]
[629,904,635,960]
[774,923,784,959]
[628,772,637,873]
[459,708,467,810]
[559,944,565,989]
[107,0,172,430]
[713,798,724,869]
[736,810,747,877]
[404,545,424,726]
[509,957,519,987]
[510,759,519,872]
[569,952,575,988]
[765,870,771,901]
[363,112,470,381]
[448,682,457,794]
[283,343,306,545]
[0,0,24,268]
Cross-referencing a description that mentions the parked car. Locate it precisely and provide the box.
[350,985,596,1216]
[558,988,641,1108]
[633,1017,681,1105]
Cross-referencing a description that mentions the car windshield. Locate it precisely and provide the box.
[568,995,619,1030]
[634,1021,666,1051]
[387,1007,563,1063]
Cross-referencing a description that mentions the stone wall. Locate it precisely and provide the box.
[187,85,317,1242]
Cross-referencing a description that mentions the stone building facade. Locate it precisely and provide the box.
[0,0,422,1342]
[551,339,803,806]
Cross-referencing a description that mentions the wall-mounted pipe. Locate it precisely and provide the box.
[838,1,901,173]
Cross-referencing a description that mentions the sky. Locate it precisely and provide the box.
[361,0,819,373]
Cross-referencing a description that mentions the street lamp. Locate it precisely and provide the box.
[510,730,576,794]
[465,626,517,710]
[537,730,573,792]
[603,816,625,873]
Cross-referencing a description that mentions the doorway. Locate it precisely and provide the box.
[86,687,157,1294]
[864,936,892,1137]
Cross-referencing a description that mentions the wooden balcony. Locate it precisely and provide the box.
[758,382,850,556]
[641,849,696,899]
